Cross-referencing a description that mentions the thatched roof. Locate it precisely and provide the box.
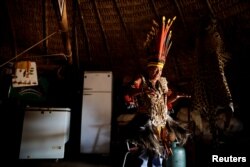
[0,0,250,94]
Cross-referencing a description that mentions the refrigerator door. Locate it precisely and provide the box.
[83,71,112,92]
[81,92,112,153]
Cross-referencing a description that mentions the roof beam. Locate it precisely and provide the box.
[113,0,141,69]
[42,0,48,53]
[173,0,187,28]
[76,0,92,62]
[149,0,159,18]
[92,0,112,67]
[205,0,216,18]
[52,0,72,64]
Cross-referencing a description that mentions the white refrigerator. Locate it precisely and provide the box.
[80,71,112,154]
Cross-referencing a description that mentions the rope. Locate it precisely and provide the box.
[122,151,130,167]
[0,31,61,68]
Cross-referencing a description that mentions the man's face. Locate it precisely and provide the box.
[148,66,162,80]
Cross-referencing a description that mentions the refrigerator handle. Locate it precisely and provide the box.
[83,93,92,95]
[84,88,93,91]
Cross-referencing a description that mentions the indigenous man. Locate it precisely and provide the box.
[123,16,190,166]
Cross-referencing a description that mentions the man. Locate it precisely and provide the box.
[122,16,190,167]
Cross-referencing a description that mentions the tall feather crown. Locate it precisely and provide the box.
[144,16,176,69]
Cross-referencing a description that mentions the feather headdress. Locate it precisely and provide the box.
[144,16,176,69]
